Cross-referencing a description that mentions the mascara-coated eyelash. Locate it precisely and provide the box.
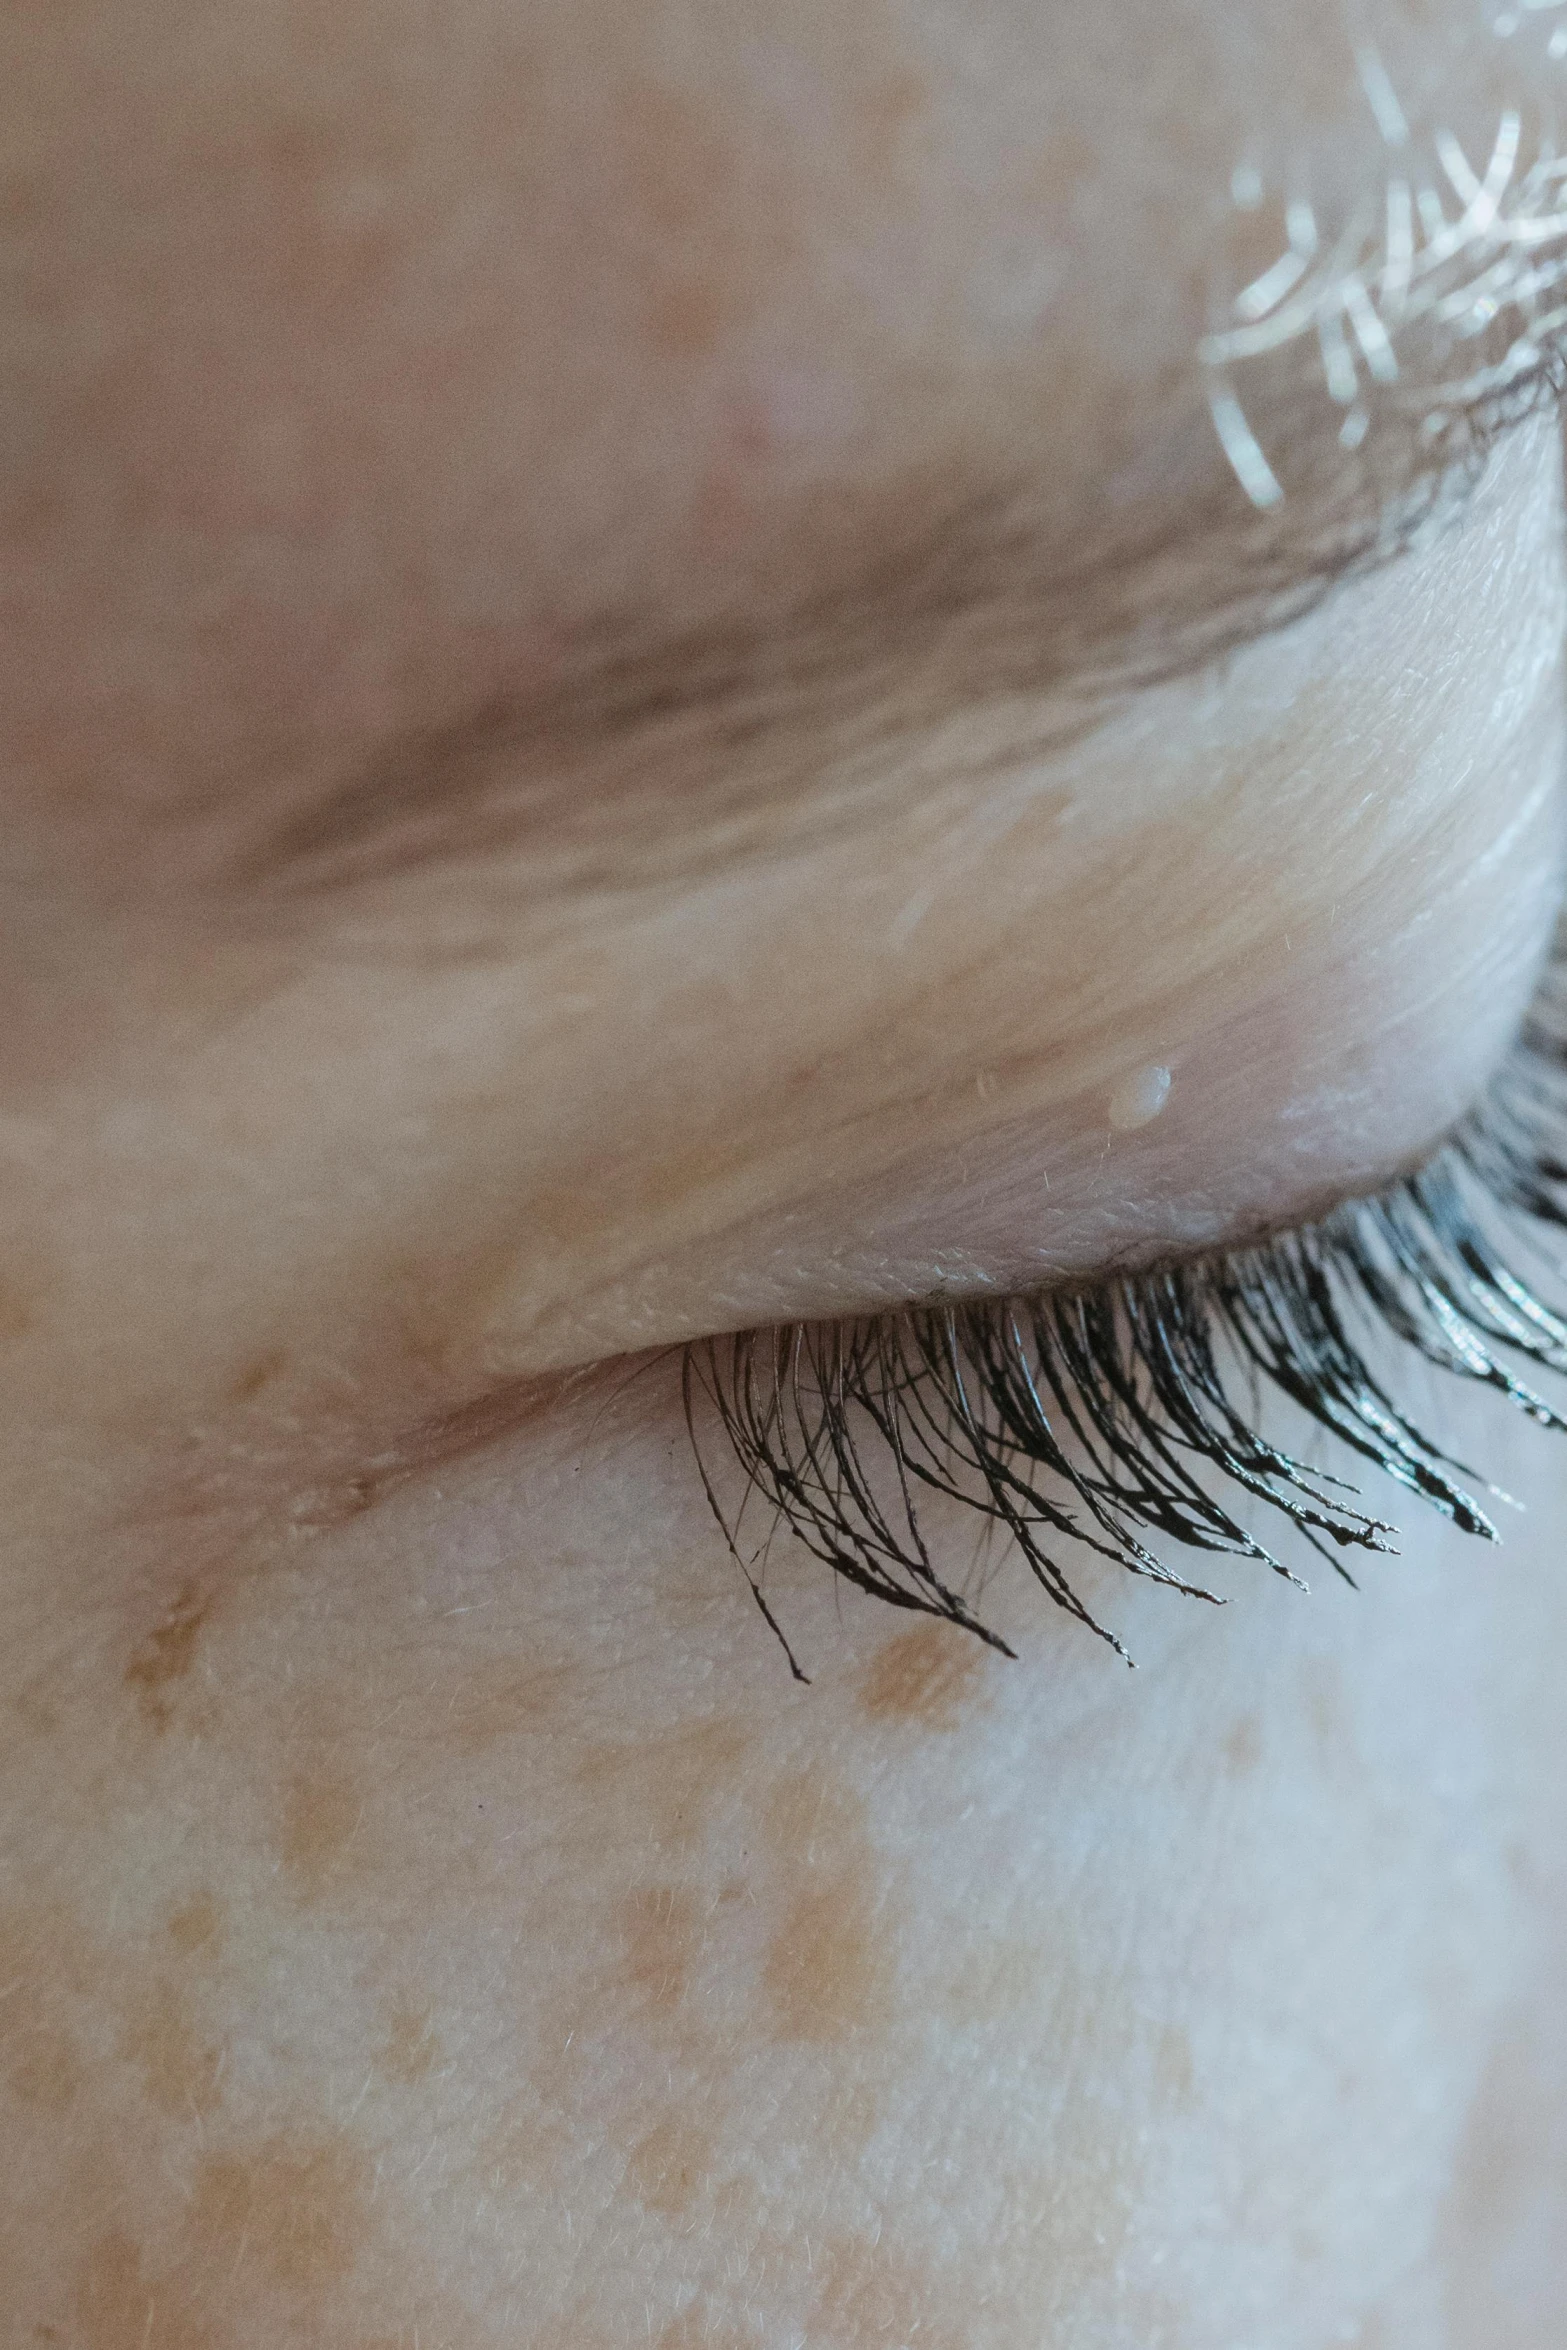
[682,941,1567,1678]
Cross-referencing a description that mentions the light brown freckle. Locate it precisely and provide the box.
[646,274,729,358]
[627,2114,717,2218]
[1223,1713,1264,1777]
[188,2132,372,2289]
[118,1978,224,2118]
[226,1348,289,1402]
[168,1890,224,1959]
[858,1622,986,1730]
[857,66,930,176]
[75,2231,216,2350]
[279,1766,364,1903]
[764,1873,887,2042]
[379,1995,438,2086]
[123,1582,210,1729]
[762,1770,892,2042]
[615,1886,701,2017]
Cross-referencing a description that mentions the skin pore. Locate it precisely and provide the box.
[2,0,1567,2343]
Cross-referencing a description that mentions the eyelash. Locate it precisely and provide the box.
[681,936,1567,1678]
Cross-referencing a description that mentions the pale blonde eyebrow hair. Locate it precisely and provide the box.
[1203,82,1567,508]
[229,361,1553,904]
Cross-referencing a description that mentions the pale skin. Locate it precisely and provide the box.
[2,0,1567,2343]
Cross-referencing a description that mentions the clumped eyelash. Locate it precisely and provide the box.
[682,945,1567,1679]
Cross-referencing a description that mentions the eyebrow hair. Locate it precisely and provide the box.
[231,364,1555,905]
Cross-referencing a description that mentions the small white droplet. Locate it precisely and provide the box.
[1551,25,1567,58]
[1339,404,1370,451]
[1107,1064,1173,1132]
[1230,162,1265,211]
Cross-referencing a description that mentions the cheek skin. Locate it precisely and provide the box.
[5,1353,1563,2346]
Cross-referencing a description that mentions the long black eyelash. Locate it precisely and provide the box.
[682,949,1567,1677]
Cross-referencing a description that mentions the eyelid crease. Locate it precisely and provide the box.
[228,368,1557,909]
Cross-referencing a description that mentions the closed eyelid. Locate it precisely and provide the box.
[400,405,1562,1388]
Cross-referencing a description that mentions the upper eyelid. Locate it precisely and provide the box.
[217,57,1567,902]
[231,366,1560,907]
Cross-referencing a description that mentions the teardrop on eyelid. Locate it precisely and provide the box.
[1107,1063,1173,1132]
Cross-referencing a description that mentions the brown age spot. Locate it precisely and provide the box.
[189,2132,372,2289]
[615,1886,701,2018]
[279,1764,364,1903]
[646,274,730,359]
[763,1773,891,2042]
[1223,1713,1263,1777]
[118,1978,224,2119]
[123,1582,210,1730]
[379,1995,438,2086]
[226,1348,289,1402]
[858,1623,986,1730]
[168,1890,224,1959]
[75,2232,215,2350]
[626,2114,718,2219]
[764,1877,887,2042]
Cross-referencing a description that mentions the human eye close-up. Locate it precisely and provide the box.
[4,0,1567,2343]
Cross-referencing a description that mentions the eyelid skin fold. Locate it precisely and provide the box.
[458,408,1565,1380]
